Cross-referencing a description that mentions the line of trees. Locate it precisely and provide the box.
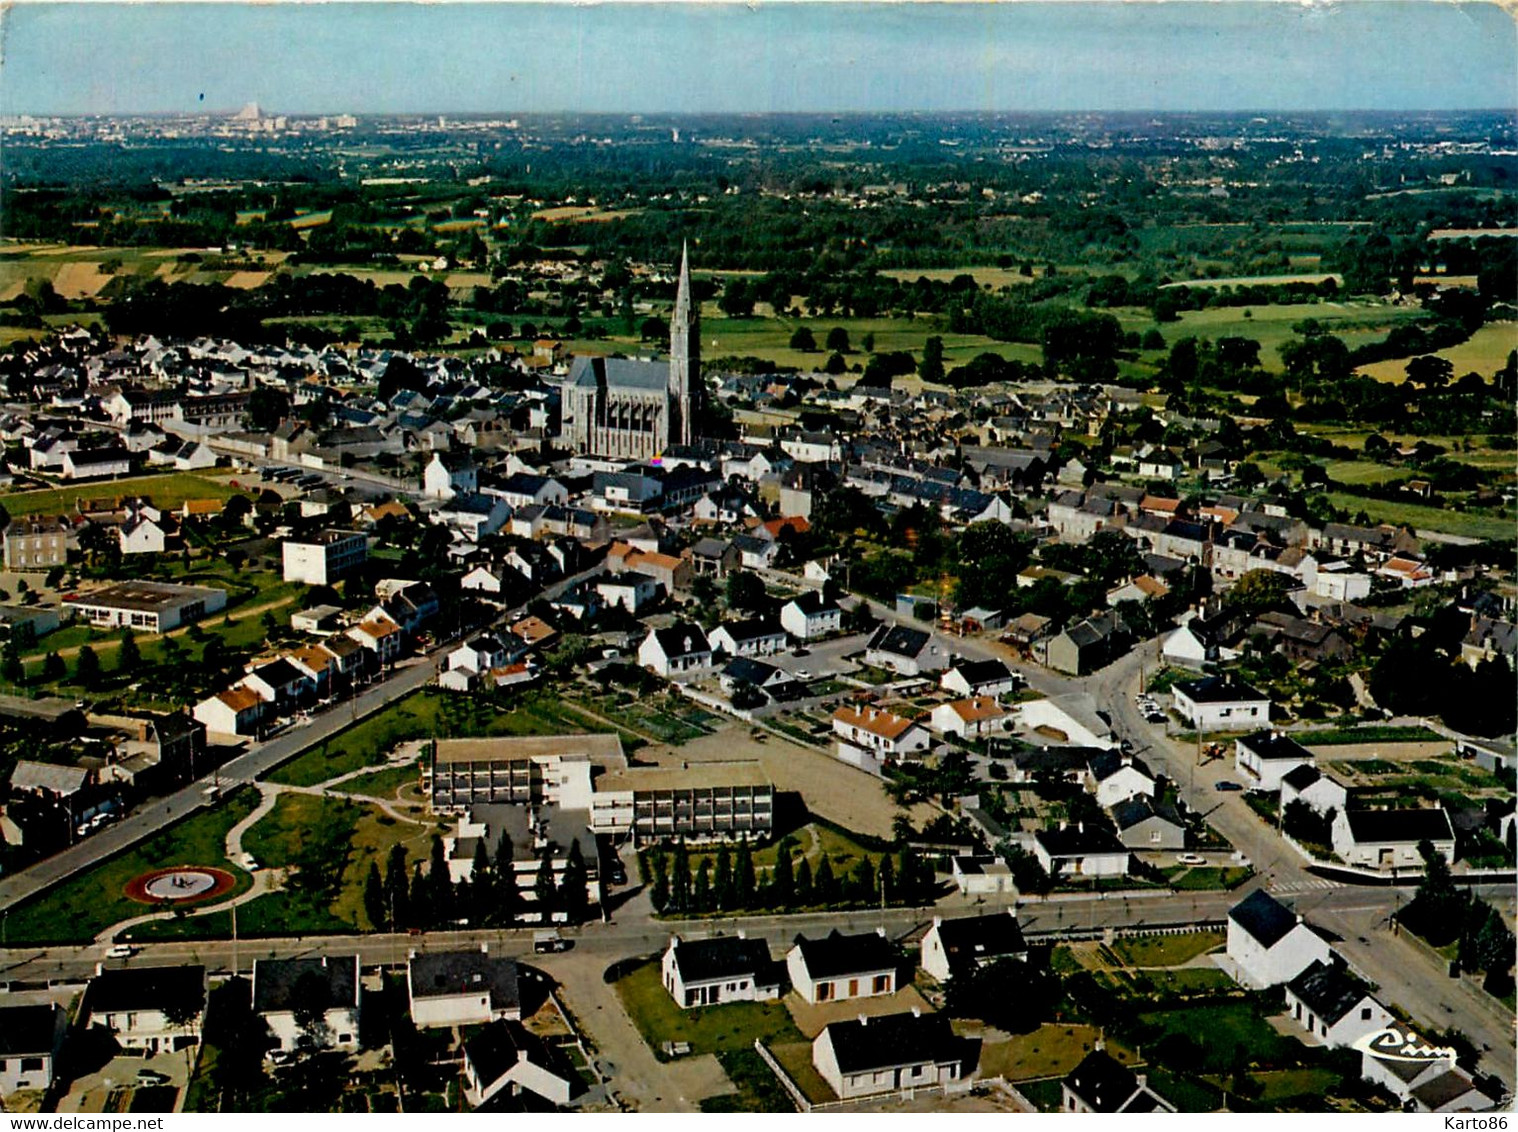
[362,834,591,932]
[643,835,936,917]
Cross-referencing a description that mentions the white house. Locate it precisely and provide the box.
[192,685,267,737]
[1283,960,1392,1050]
[865,623,950,676]
[1330,808,1456,873]
[1280,764,1349,817]
[423,450,477,500]
[940,658,1020,699]
[1225,889,1333,989]
[831,704,931,771]
[83,965,207,1055]
[929,696,1011,739]
[440,633,521,691]
[786,929,900,1005]
[1172,675,1271,732]
[919,912,1027,983]
[1086,750,1157,809]
[1032,825,1130,878]
[407,947,521,1029]
[462,1020,575,1109]
[708,618,788,658]
[252,955,361,1055]
[595,572,662,615]
[638,624,712,678]
[1062,1049,1176,1113]
[119,516,169,555]
[813,1012,973,1101]
[1359,1023,1493,1113]
[1014,694,1117,751]
[0,1003,67,1096]
[780,592,842,641]
[661,934,780,1008]
[1235,731,1315,792]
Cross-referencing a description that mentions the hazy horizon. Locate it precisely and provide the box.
[2,2,1513,118]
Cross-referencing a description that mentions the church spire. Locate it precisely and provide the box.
[669,242,699,447]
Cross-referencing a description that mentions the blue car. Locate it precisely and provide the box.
[1214,781,1243,792]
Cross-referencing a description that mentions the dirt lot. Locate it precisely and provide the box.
[785,985,936,1039]
[636,723,935,839]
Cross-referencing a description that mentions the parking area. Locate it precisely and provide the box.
[764,632,872,682]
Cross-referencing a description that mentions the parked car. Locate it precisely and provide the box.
[1214,781,1243,792]
[106,944,136,959]
[136,1069,171,1086]
[1176,853,1206,865]
[534,930,572,954]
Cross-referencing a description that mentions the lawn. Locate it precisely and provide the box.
[270,688,631,788]
[1251,1067,1342,1104]
[974,1023,1121,1082]
[1134,1002,1298,1074]
[1170,867,1254,892]
[1111,930,1225,967]
[687,821,875,882]
[337,762,423,801]
[700,1048,797,1113]
[1145,1067,1222,1113]
[766,1040,838,1105]
[1017,1077,1065,1112]
[1,787,258,945]
[614,959,804,1060]
[1133,968,1238,996]
[0,471,242,516]
[238,791,439,934]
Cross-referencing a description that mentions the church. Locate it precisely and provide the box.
[561,245,701,461]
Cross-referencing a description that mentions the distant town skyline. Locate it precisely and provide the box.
[2,2,1513,117]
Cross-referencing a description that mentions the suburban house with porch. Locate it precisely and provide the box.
[661,934,781,1008]
[1226,889,1333,989]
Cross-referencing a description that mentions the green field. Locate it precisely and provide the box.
[1117,301,1427,371]
[1134,1003,1299,1073]
[268,687,624,788]
[1357,322,1517,383]
[1320,492,1513,541]
[0,471,244,517]
[2,787,258,945]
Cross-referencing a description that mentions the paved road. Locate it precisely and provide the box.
[0,655,439,910]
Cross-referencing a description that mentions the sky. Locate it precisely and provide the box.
[1,2,1514,117]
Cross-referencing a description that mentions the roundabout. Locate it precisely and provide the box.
[124,865,237,905]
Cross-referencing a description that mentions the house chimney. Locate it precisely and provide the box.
[736,929,746,940]
[911,1006,922,1018]
[1077,821,1084,834]
[858,1014,869,1026]
[1296,913,1304,925]
[932,916,943,929]
[480,942,490,954]
[876,927,886,938]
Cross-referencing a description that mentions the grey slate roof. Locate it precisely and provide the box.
[253,955,360,1014]
[822,1011,968,1075]
[1063,1049,1144,1113]
[931,912,1027,978]
[410,950,520,1011]
[1228,889,1299,948]
[670,935,774,984]
[567,355,669,392]
[0,1003,63,1058]
[1342,807,1454,845]
[792,929,899,979]
[1286,960,1373,1027]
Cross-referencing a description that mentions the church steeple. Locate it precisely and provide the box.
[668,242,700,447]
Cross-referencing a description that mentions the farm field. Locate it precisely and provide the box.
[1116,301,1428,369]
[1355,322,1517,383]
[1319,492,1513,541]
